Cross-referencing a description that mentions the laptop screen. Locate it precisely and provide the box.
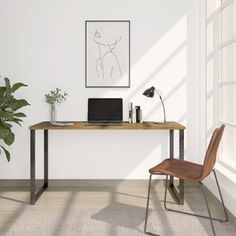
[88,98,123,123]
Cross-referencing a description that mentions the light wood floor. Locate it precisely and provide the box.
[0,180,235,236]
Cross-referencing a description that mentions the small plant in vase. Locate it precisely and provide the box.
[45,88,68,123]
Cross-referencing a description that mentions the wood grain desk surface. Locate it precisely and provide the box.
[29,121,185,130]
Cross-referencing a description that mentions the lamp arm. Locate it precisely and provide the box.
[159,96,167,123]
[155,89,162,97]
[154,90,166,123]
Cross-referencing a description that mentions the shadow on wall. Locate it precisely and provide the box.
[19,1,191,122]
[48,10,188,177]
[10,15,188,180]
[54,14,189,179]
[0,0,196,180]
[0,1,197,235]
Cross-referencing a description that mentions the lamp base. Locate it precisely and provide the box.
[143,121,168,124]
[153,121,168,124]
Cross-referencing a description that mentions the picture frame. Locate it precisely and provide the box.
[85,20,130,88]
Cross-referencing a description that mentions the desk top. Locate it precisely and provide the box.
[29,121,185,130]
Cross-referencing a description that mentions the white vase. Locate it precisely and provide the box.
[50,104,57,122]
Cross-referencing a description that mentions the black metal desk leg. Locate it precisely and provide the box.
[30,130,36,205]
[169,130,174,186]
[30,129,48,205]
[179,129,184,205]
[44,130,48,188]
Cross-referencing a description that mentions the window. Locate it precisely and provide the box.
[206,0,236,172]
[219,0,236,170]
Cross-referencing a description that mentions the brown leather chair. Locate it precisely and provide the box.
[144,125,228,236]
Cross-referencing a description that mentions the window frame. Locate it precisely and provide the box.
[217,0,236,171]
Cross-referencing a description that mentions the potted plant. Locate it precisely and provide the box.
[45,88,68,123]
[0,77,30,161]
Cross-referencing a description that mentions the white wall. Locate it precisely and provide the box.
[0,0,200,179]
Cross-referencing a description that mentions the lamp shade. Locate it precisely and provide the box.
[143,86,155,98]
[142,86,167,123]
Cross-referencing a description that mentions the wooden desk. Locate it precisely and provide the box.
[29,121,185,205]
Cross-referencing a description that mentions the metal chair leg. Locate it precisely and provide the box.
[212,169,228,222]
[164,172,227,223]
[144,172,227,236]
[144,174,160,236]
[144,174,152,234]
[164,175,169,210]
[200,182,216,236]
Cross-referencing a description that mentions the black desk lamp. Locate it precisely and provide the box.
[143,86,167,124]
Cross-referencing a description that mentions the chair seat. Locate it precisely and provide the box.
[149,158,203,181]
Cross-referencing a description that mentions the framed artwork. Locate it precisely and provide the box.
[85,20,130,88]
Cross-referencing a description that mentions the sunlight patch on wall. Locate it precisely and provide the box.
[128,15,187,122]
[130,15,187,83]
[100,15,188,125]
[207,0,220,18]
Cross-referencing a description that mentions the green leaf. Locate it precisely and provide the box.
[0,87,6,97]
[0,145,10,161]
[11,83,27,93]
[0,94,13,106]
[0,124,10,139]
[4,78,11,90]
[10,99,30,111]
[3,131,15,145]
[2,122,12,129]
[14,112,26,118]
[12,118,23,126]
[0,110,14,120]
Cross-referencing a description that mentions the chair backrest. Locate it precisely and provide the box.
[200,124,225,181]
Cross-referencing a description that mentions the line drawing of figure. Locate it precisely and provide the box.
[93,30,122,80]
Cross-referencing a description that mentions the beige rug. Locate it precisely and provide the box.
[1,180,236,236]
[4,201,235,236]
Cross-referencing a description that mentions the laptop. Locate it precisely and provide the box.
[87,98,123,125]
